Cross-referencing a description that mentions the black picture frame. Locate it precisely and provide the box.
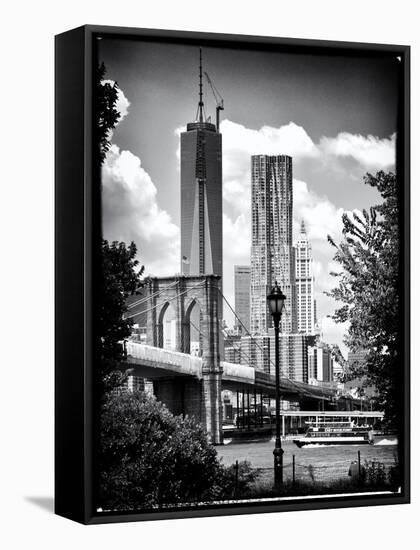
[55,24,410,525]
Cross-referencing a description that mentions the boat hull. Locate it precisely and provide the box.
[293,437,371,448]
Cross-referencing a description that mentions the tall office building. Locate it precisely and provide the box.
[234,265,251,333]
[250,155,297,335]
[223,328,242,363]
[180,51,223,280]
[236,331,313,381]
[240,335,271,374]
[268,330,315,383]
[308,343,334,382]
[224,343,242,364]
[295,220,315,334]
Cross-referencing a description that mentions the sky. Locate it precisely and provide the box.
[98,37,399,352]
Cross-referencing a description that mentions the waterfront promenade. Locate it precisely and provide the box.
[217,438,398,484]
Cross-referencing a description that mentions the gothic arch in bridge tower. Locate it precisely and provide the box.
[184,298,204,355]
[156,301,169,349]
[142,274,223,444]
[157,301,178,350]
[145,275,220,353]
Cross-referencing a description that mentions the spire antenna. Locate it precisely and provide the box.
[198,48,204,122]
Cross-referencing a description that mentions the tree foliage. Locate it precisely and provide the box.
[328,343,348,383]
[99,240,144,389]
[95,62,121,164]
[98,391,255,510]
[327,171,400,425]
[94,63,143,388]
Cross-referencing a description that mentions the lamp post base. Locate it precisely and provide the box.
[273,445,284,491]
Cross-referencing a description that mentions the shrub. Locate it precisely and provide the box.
[212,461,259,500]
[99,391,224,511]
[363,460,387,487]
[388,456,401,492]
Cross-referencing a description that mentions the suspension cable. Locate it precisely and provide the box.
[189,318,205,341]
[218,320,256,369]
[126,279,179,310]
[124,281,205,320]
[189,314,258,370]
[217,288,305,392]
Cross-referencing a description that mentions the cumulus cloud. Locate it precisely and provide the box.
[223,213,250,263]
[293,179,344,242]
[220,120,319,218]
[101,80,130,123]
[100,85,181,277]
[174,125,185,165]
[222,120,319,159]
[319,132,396,169]
[219,120,396,226]
[102,144,180,277]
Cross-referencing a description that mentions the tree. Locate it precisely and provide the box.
[99,391,229,510]
[327,171,400,426]
[99,240,144,389]
[94,63,144,389]
[95,62,121,164]
[328,343,348,383]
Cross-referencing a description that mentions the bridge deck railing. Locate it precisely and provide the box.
[126,342,345,401]
[126,341,203,376]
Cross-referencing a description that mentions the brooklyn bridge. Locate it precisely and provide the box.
[123,274,382,444]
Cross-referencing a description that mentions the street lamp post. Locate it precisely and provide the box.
[267,281,286,491]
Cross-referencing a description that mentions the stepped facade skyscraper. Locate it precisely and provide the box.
[234,265,251,333]
[295,220,315,334]
[250,155,297,335]
[180,51,223,281]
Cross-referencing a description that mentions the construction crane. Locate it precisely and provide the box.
[204,71,224,132]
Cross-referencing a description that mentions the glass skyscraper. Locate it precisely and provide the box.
[180,54,222,280]
[250,155,297,335]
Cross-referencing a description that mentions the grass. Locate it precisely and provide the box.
[231,463,400,500]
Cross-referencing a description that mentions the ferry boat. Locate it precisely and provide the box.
[293,420,374,448]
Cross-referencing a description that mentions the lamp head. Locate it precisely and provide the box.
[267,281,286,319]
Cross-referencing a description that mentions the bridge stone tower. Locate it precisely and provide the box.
[145,274,223,444]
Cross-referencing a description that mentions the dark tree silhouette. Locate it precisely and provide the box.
[99,391,224,510]
[95,62,121,164]
[94,64,144,390]
[327,171,400,426]
[99,240,144,389]
[99,391,258,510]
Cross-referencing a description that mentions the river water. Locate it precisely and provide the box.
[217,437,399,484]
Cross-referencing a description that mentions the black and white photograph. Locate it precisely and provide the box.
[92,33,408,514]
[4,0,420,545]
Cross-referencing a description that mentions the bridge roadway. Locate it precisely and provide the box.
[126,342,336,402]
